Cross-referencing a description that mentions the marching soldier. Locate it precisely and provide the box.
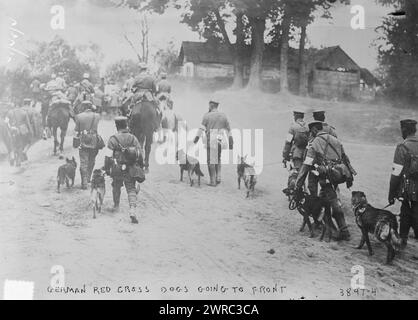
[294,121,353,241]
[282,109,309,189]
[74,101,101,190]
[308,109,338,196]
[312,109,337,138]
[388,119,418,248]
[5,100,34,166]
[194,98,233,187]
[104,116,144,224]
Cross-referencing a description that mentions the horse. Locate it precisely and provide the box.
[129,97,161,173]
[47,101,71,157]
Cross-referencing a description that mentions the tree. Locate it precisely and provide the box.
[154,41,179,73]
[124,13,150,63]
[375,0,418,105]
[105,59,139,85]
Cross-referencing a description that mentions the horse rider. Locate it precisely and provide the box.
[74,101,101,190]
[194,97,233,187]
[389,119,418,248]
[282,108,309,190]
[156,72,172,101]
[5,99,34,166]
[294,121,354,241]
[131,63,159,113]
[104,116,144,224]
[73,73,95,115]
[307,109,338,197]
[56,72,67,91]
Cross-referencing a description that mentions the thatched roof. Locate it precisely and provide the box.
[179,41,362,73]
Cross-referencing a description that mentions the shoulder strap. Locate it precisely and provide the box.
[317,134,342,161]
[89,113,96,131]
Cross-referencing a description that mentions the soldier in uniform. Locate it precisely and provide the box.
[388,119,418,248]
[194,98,233,187]
[5,100,33,166]
[294,121,352,241]
[74,101,101,189]
[312,109,337,138]
[104,116,143,224]
[157,72,172,98]
[282,109,309,189]
[308,109,338,196]
[131,63,158,104]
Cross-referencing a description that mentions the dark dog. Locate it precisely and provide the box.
[283,188,332,239]
[176,150,204,187]
[57,157,77,193]
[351,191,402,264]
[237,156,257,198]
[91,169,106,219]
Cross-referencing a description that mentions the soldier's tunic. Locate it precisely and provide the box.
[201,110,231,165]
[296,130,350,236]
[282,119,309,170]
[389,134,418,240]
[157,79,171,95]
[132,73,157,99]
[75,109,100,187]
[6,107,33,166]
[107,129,141,208]
[307,122,338,196]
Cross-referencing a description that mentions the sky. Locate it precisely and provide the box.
[0,0,394,71]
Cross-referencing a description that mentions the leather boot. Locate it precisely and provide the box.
[215,164,221,185]
[129,206,138,224]
[207,164,217,187]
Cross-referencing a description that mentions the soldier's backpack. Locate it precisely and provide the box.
[112,135,141,166]
[293,130,309,149]
[401,143,418,180]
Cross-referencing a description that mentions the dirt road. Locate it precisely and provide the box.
[0,88,417,300]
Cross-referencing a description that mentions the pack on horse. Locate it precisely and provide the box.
[47,93,72,156]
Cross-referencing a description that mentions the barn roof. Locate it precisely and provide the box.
[179,41,362,72]
[360,68,382,86]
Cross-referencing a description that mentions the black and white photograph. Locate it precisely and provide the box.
[0,0,417,303]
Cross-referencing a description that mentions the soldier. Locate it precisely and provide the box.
[30,76,41,108]
[312,109,337,138]
[131,63,158,102]
[194,98,233,187]
[388,119,418,248]
[294,121,353,241]
[104,116,143,224]
[74,101,101,190]
[308,109,338,196]
[282,109,309,189]
[5,100,33,166]
[157,72,171,98]
[56,72,67,91]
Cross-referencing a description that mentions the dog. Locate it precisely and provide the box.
[57,157,77,193]
[351,191,402,264]
[237,156,257,198]
[283,188,332,239]
[176,150,204,187]
[91,168,106,219]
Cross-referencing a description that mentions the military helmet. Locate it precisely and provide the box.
[209,96,220,105]
[115,116,128,126]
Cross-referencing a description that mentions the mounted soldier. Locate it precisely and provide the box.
[388,119,418,248]
[294,121,356,241]
[104,116,145,224]
[74,73,95,115]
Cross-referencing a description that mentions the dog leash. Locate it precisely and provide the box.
[381,203,394,210]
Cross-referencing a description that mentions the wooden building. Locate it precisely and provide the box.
[178,41,379,101]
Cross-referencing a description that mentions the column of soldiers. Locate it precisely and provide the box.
[283,108,351,241]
